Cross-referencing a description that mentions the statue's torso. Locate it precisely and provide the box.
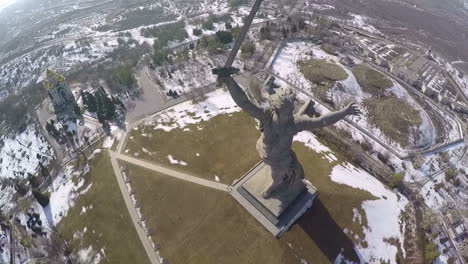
[256,111,297,167]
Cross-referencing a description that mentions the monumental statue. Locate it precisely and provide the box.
[213,0,360,236]
[216,71,360,198]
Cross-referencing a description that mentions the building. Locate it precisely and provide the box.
[43,69,79,123]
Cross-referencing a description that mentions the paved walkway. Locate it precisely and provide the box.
[109,152,161,264]
[110,151,229,192]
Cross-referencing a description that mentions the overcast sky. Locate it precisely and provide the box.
[0,0,16,11]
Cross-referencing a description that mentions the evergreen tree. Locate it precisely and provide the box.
[215,30,233,44]
[291,24,298,33]
[113,96,126,111]
[95,91,106,124]
[14,179,29,197]
[84,92,98,113]
[33,190,50,207]
[103,95,116,120]
[73,103,81,116]
[193,28,203,36]
[27,173,41,189]
[189,42,195,50]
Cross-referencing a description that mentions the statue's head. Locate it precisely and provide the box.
[269,87,296,118]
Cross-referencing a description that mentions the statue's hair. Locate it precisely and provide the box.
[268,87,296,109]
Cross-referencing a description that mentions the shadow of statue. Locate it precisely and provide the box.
[297,198,362,263]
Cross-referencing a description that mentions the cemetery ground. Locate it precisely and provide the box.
[57,151,151,264]
[122,110,405,263]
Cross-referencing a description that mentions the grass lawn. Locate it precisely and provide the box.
[124,115,377,263]
[57,152,151,264]
[125,111,261,185]
[365,97,422,147]
[298,58,348,84]
[352,64,393,96]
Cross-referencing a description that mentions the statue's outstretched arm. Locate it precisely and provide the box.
[296,103,360,132]
[224,76,265,120]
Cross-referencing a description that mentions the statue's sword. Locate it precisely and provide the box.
[213,0,264,76]
[224,0,264,68]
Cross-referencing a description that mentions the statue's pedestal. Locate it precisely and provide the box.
[230,162,318,237]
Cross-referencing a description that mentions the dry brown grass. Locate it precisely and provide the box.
[58,152,150,264]
[352,64,393,96]
[125,111,261,184]
[365,97,422,147]
[124,112,378,264]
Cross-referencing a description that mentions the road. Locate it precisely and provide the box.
[109,152,162,264]
[126,65,167,123]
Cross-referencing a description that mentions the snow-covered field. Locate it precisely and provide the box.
[140,89,241,131]
[0,125,54,179]
[347,14,382,35]
[134,88,409,263]
[0,125,54,213]
[272,41,434,154]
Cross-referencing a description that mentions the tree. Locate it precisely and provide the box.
[83,92,97,113]
[215,30,233,44]
[259,26,271,40]
[229,0,246,7]
[189,42,195,50]
[95,91,106,124]
[33,190,50,207]
[110,66,136,91]
[27,173,42,189]
[445,167,458,182]
[73,103,81,116]
[389,172,404,189]
[193,28,203,36]
[0,208,6,223]
[199,36,223,54]
[202,18,214,30]
[225,21,232,29]
[152,40,171,66]
[14,179,30,197]
[231,25,241,39]
[411,153,424,169]
[241,42,256,58]
[291,24,298,33]
[425,241,440,263]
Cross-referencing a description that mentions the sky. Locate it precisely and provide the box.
[0,0,16,11]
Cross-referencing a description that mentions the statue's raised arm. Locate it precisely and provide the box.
[295,103,361,132]
[215,67,265,120]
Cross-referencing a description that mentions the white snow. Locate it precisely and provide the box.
[102,136,114,149]
[293,131,408,263]
[347,14,382,34]
[147,89,240,131]
[330,163,408,263]
[0,226,10,264]
[77,246,102,264]
[0,125,54,179]
[167,155,188,166]
[272,41,436,154]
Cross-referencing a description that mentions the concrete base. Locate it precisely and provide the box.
[230,162,318,237]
